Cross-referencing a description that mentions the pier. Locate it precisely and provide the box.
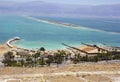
[7,37,20,48]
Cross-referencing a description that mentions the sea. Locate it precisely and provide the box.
[0,15,120,50]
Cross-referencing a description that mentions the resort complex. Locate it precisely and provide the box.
[0,37,120,82]
[2,37,120,67]
[0,0,120,81]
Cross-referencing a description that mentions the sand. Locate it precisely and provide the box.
[45,75,84,82]
[0,63,120,82]
[0,63,120,75]
[0,44,10,56]
[84,75,112,82]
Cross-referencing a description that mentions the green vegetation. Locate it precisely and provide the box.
[2,48,120,67]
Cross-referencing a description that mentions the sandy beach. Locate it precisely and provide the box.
[0,44,10,56]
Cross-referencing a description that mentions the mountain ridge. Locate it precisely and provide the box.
[0,1,120,17]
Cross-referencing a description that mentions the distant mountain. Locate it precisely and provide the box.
[69,4,120,17]
[0,1,120,17]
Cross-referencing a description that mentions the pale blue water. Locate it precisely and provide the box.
[35,16,120,33]
[0,15,120,50]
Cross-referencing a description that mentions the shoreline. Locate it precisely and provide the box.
[22,15,120,35]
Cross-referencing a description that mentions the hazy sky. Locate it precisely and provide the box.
[3,0,120,5]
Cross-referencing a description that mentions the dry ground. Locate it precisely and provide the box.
[0,44,120,82]
[0,63,120,82]
[0,44,10,56]
[0,63,120,75]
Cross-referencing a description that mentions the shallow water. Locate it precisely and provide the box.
[0,15,120,50]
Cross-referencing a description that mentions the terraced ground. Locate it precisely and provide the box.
[0,63,120,82]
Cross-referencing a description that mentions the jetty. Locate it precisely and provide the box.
[7,37,20,48]
[62,43,88,54]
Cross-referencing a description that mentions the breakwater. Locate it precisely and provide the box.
[7,37,20,48]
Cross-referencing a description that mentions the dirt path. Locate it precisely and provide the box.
[0,71,120,82]
[111,76,120,82]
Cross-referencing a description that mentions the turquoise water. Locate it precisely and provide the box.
[0,15,120,50]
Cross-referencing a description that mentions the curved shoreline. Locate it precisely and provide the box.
[22,15,120,35]
[7,37,20,48]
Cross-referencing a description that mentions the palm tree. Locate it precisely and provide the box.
[54,50,64,67]
[26,56,33,67]
[32,52,40,67]
[46,55,54,66]
[4,51,14,61]
[3,51,15,66]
